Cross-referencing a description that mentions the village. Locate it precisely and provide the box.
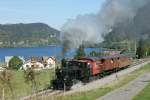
[0,56,56,71]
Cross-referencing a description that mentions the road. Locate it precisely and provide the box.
[97,72,150,100]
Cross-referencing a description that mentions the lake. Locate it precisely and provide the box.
[0,45,106,61]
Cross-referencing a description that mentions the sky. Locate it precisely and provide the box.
[0,0,106,29]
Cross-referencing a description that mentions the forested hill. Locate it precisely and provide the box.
[102,1,150,49]
[0,23,60,47]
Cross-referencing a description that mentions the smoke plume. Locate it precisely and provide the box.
[61,0,149,48]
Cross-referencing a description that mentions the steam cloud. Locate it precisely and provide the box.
[61,0,149,48]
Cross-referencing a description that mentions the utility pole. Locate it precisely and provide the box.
[135,41,137,54]
[2,88,4,100]
[64,78,66,96]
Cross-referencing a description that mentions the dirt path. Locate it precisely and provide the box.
[97,73,150,100]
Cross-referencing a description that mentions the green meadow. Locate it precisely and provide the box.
[0,69,54,100]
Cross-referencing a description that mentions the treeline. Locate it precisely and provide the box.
[74,45,109,59]
[136,39,150,58]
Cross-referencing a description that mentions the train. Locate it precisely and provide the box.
[51,54,132,90]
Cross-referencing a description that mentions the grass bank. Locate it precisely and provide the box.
[0,69,54,100]
[49,63,150,100]
[133,81,150,100]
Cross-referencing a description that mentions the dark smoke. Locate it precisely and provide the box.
[61,0,149,48]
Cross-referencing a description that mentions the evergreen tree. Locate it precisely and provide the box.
[89,51,97,57]
[61,58,67,67]
[74,45,86,59]
[136,39,150,58]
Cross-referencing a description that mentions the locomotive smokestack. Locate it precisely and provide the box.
[62,40,70,58]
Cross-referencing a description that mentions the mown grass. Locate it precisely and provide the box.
[0,69,54,100]
[49,63,150,100]
[133,81,150,100]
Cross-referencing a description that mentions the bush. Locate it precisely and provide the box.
[74,45,86,59]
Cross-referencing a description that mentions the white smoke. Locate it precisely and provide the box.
[61,0,149,48]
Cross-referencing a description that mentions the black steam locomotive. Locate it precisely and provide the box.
[51,59,91,90]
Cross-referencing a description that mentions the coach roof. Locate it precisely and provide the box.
[79,54,127,62]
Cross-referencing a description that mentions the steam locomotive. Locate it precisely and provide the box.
[51,54,132,90]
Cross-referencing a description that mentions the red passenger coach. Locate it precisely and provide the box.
[79,54,132,77]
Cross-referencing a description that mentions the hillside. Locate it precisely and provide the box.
[0,23,60,47]
[102,1,150,49]
[134,1,150,38]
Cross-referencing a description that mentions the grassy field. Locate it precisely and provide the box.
[133,81,150,100]
[0,69,54,100]
[49,63,150,100]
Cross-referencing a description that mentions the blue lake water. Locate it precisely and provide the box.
[0,46,106,61]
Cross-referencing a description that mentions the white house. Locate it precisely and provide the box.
[0,63,5,71]
[42,56,56,69]
[21,60,44,70]
[21,56,56,70]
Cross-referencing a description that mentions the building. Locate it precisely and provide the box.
[21,56,56,70]
[42,56,56,69]
[21,60,44,70]
[104,50,121,55]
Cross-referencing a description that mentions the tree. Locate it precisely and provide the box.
[0,67,14,100]
[136,39,144,58]
[136,39,150,58]
[24,68,36,91]
[24,68,40,97]
[74,45,86,59]
[8,56,23,70]
[89,51,97,56]
[61,58,67,67]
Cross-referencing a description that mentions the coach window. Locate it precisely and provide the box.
[111,59,114,63]
[87,63,92,68]
[26,65,29,68]
[31,65,34,68]
[101,59,105,63]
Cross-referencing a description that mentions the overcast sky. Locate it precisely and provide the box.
[0,0,105,29]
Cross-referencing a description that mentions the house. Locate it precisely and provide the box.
[22,61,44,70]
[21,56,56,70]
[104,50,121,55]
[0,63,5,71]
[21,57,44,70]
[42,56,56,69]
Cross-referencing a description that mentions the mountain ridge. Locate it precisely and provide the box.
[0,23,60,47]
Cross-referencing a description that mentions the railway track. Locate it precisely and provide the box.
[20,57,150,100]
[20,90,63,100]
[132,57,150,66]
